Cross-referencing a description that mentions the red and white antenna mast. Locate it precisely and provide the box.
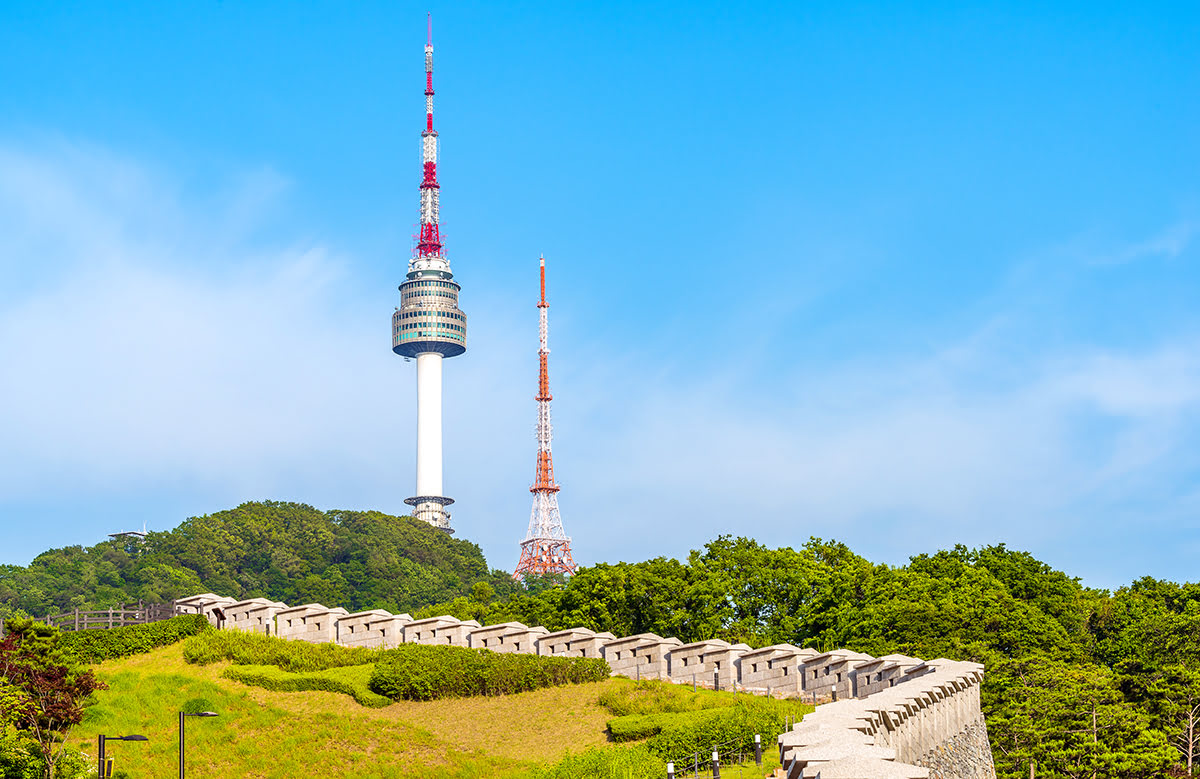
[416,12,443,258]
[514,256,577,579]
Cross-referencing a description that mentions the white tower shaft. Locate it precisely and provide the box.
[415,352,443,497]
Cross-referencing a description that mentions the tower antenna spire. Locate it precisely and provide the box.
[515,255,577,580]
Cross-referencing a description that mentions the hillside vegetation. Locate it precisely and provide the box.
[426,537,1200,779]
[67,644,787,779]
[4,504,1199,777]
[0,502,518,617]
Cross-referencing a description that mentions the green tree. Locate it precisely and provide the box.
[986,656,1174,779]
[1,676,39,779]
[0,618,103,779]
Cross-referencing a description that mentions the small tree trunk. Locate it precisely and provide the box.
[1091,702,1098,779]
[1187,702,1195,775]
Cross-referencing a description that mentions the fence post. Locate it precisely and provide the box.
[754,734,762,766]
[666,762,674,779]
[74,608,79,631]
[0,617,5,637]
[711,751,720,778]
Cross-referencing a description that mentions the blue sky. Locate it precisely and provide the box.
[1,1,1197,588]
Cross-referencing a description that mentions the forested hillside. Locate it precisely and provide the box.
[4,508,1197,777]
[0,501,519,616]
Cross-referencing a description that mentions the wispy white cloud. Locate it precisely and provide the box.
[1,140,1197,588]
[1092,219,1197,266]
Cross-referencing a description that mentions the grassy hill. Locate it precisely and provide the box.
[73,644,787,778]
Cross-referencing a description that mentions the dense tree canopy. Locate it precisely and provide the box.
[0,502,519,617]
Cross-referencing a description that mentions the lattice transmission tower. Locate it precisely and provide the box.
[514,256,576,579]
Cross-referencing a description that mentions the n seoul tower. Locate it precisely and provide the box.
[392,15,467,533]
[514,256,577,578]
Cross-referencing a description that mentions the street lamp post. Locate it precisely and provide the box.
[179,711,219,779]
[96,734,148,777]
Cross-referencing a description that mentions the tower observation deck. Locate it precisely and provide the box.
[392,15,466,533]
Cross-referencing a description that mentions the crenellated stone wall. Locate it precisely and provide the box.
[776,659,995,779]
[174,593,996,778]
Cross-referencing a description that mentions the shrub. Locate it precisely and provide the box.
[530,743,666,779]
[368,644,610,701]
[0,723,40,779]
[598,678,737,716]
[608,712,675,742]
[607,697,812,762]
[180,697,218,715]
[182,629,381,671]
[222,664,392,708]
[60,615,211,663]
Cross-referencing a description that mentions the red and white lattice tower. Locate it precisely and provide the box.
[514,256,577,579]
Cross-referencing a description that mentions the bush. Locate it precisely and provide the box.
[530,743,666,779]
[222,665,392,708]
[608,697,812,762]
[608,711,675,742]
[60,615,211,663]
[368,644,610,701]
[182,629,381,671]
[180,696,218,715]
[598,678,738,716]
[0,724,39,779]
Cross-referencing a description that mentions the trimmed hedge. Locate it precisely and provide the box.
[61,614,211,663]
[222,664,392,708]
[183,629,382,671]
[368,643,610,701]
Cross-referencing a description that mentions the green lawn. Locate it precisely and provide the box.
[75,644,797,778]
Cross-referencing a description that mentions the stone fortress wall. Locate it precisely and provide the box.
[175,593,996,779]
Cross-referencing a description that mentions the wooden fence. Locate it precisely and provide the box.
[37,602,179,632]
